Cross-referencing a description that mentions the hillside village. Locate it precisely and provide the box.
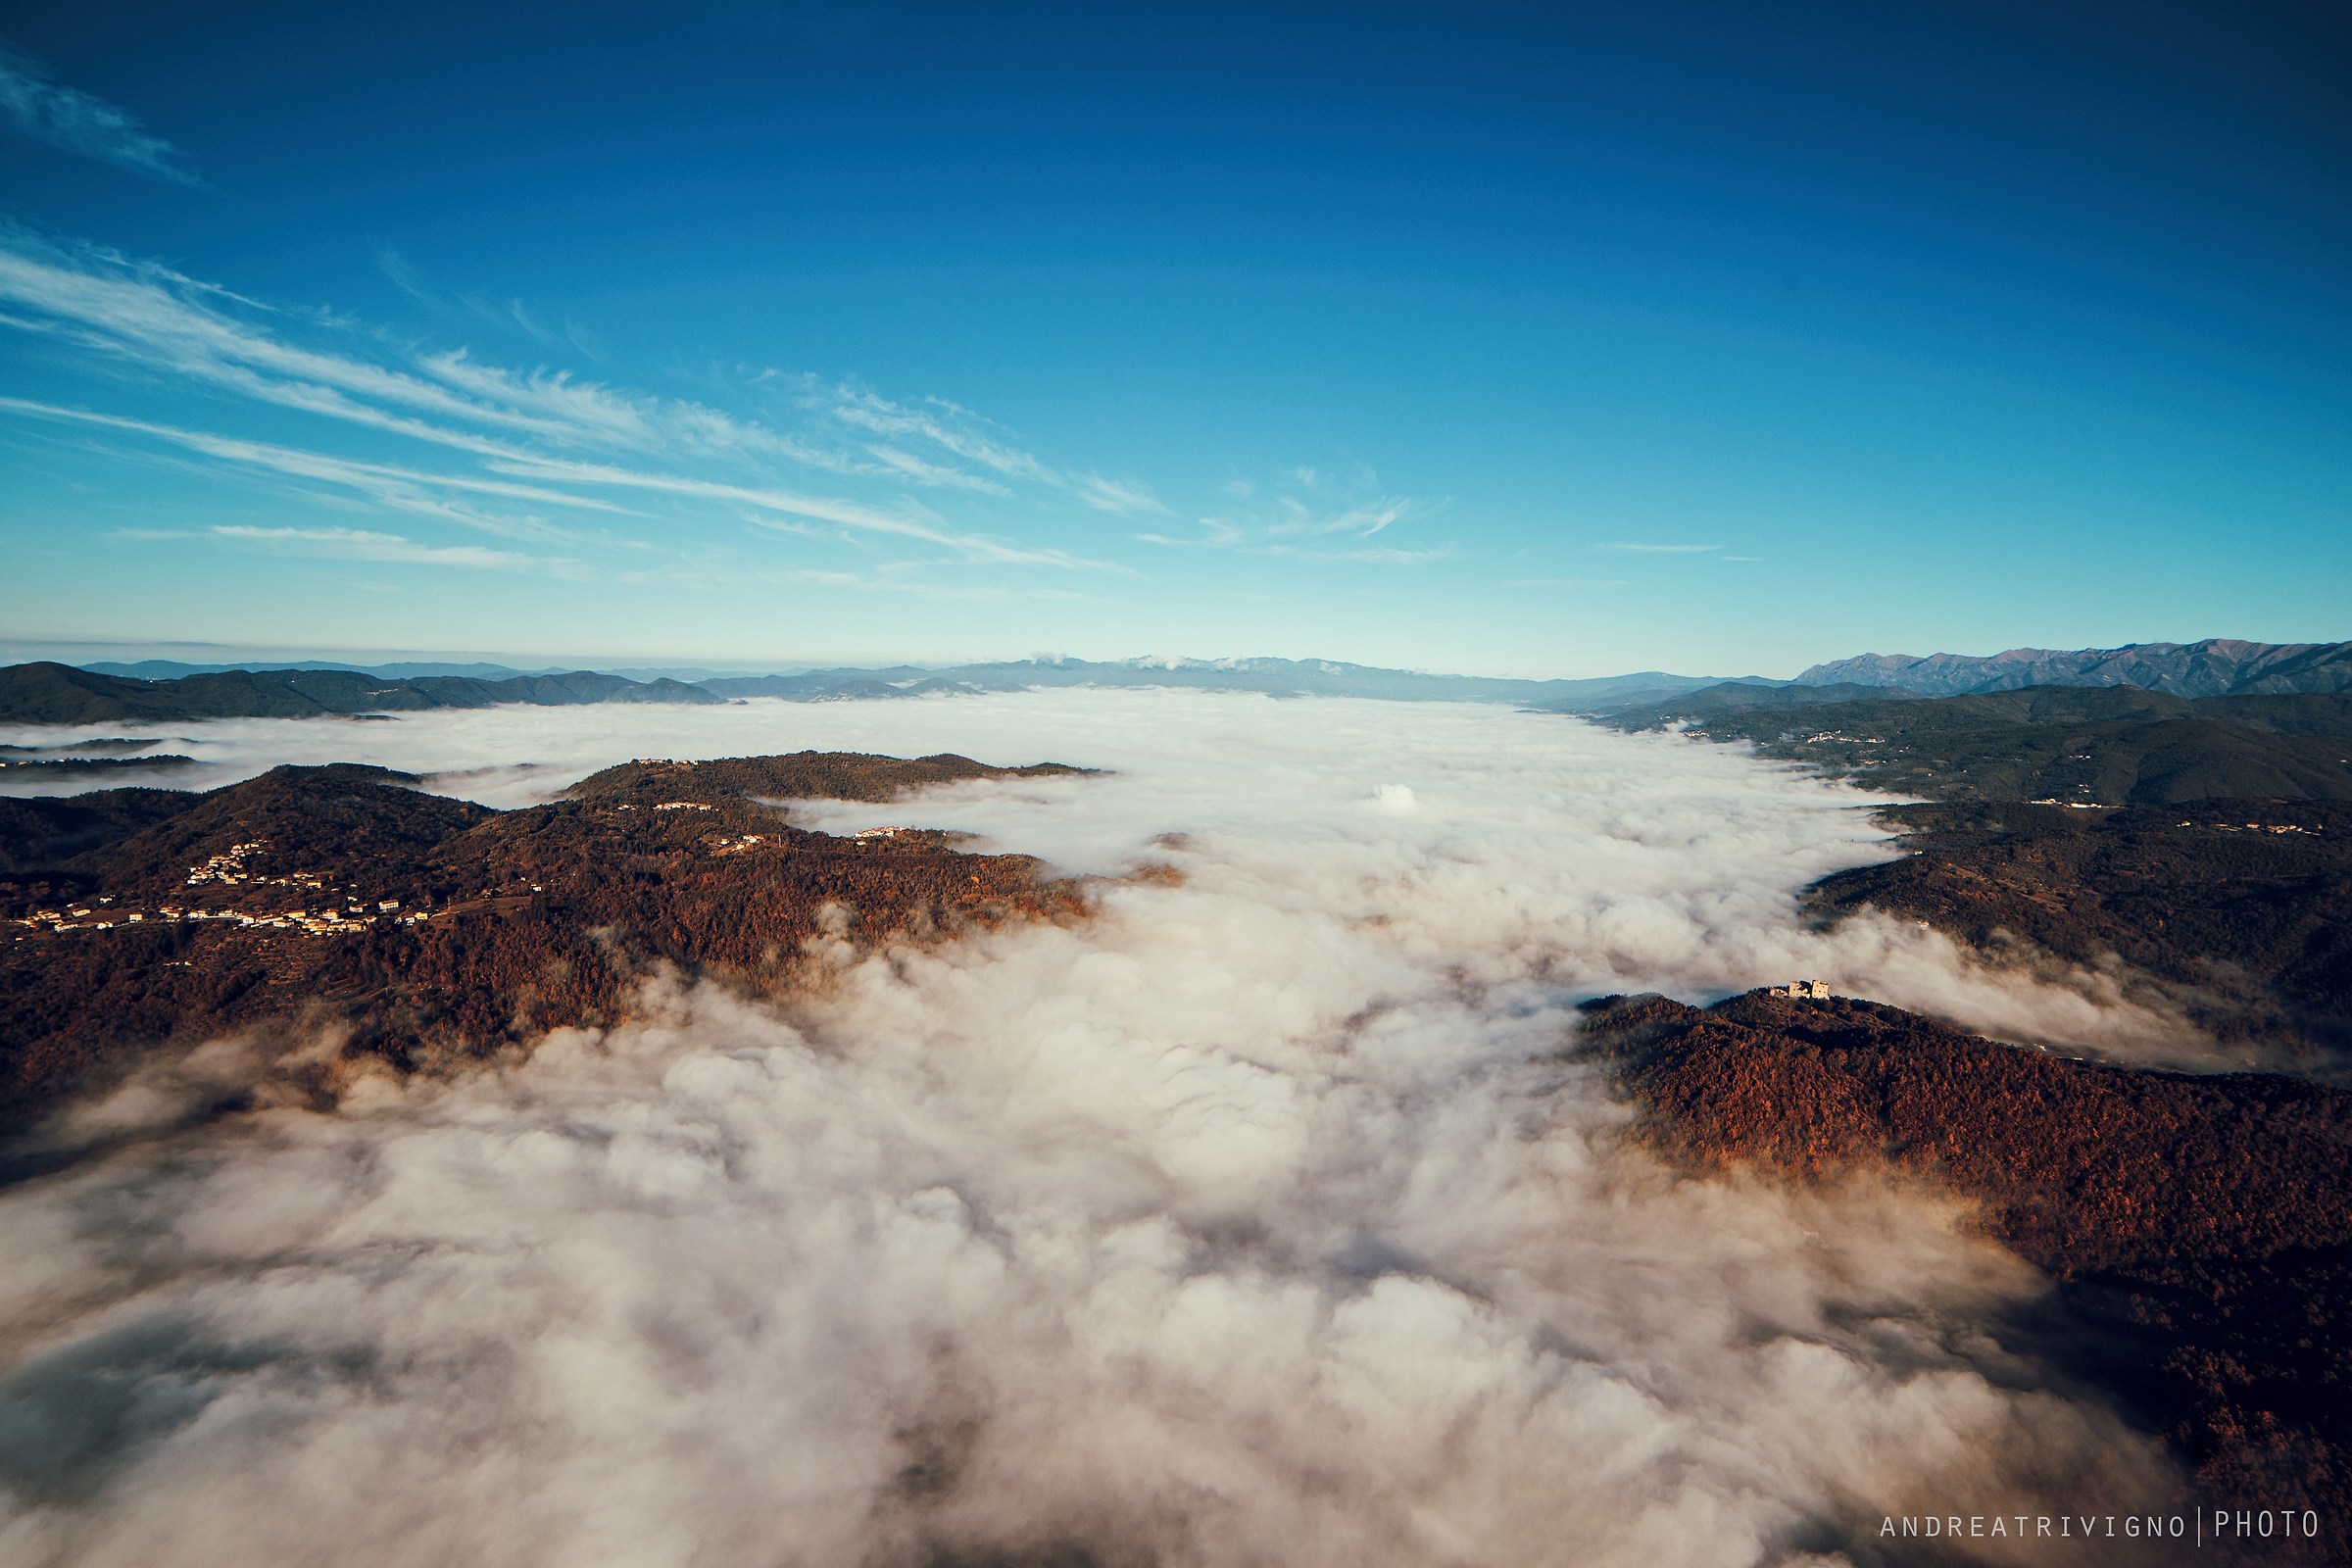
[0,755,1092,1134]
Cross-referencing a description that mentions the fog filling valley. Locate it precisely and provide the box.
[0,693,2187,1565]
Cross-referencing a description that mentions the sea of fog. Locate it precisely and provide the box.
[0,692,2180,1565]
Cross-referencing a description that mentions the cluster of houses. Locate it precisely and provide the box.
[184,840,328,891]
[183,840,269,885]
[706,833,767,856]
[11,838,427,940]
[15,895,418,938]
[1767,979,1835,1000]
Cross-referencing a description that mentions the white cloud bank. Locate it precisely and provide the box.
[0,694,2179,1565]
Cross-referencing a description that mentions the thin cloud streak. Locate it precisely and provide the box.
[0,233,1117,514]
[0,237,598,453]
[1070,474,1164,515]
[1139,492,1445,566]
[0,43,200,183]
[0,231,1163,588]
[209,524,555,571]
[1257,542,1448,565]
[0,396,621,540]
[1135,529,1448,566]
[765,566,1087,602]
[489,453,1130,571]
[1268,497,1422,539]
[1595,542,1722,554]
[810,378,1166,515]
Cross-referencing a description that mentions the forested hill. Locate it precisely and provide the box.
[1592,684,2352,1061]
[1594,684,2352,805]
[1582,990,2352,1541]
[566,752,1099,806]
[0,751,1091,1129]
[0,662,722,725]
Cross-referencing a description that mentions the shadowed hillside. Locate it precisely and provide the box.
[1581,991,2352,1555]
[1588,689,2352,1061]
[1804,800,2352,1061]
[0,661,723,723]
[1596,685,2352,805]
[0,788,200,872]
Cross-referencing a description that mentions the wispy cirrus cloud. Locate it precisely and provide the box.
[0,396,617,541]
[0,237,589,456]
[863,444,1014,496]
[805,378,1165,514]
[0,42,199,184]
[1595,541,1721,554]
[379,249,606,363]
[821,382,1054,483]
[1258,542,1448,565]
[760,566,1086,602]
[1266,496,1420,539]
[1138,468,1446,565]
[209,524,552,571]
[0,230,1151,585]
[490,452,1126,571]
[1070,473,1163,515]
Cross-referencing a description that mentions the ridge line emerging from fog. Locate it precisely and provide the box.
[4,635,2349,728]
[0,658,1767,724]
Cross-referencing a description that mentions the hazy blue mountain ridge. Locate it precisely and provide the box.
[1795,638,2352,698]
[4,657,1769,724]
[10,639,2352,728]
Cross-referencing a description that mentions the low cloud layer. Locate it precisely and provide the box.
[0,695,2180,1564]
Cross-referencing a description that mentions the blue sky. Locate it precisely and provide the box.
[1,1,2346,678]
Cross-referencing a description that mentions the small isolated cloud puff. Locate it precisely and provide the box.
[0,42,200,183]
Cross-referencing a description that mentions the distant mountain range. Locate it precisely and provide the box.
[81,659,782,684]
[0,663,726,727]
[2,638,2348,727]
[1793,638,2352,699]
[0,658,1760,726]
